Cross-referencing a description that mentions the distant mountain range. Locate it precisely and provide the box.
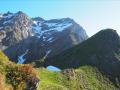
[0,11,88,63]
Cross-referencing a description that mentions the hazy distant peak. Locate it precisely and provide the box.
[32,17,45,22]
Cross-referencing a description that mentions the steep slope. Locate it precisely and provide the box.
[0,51,39,90]
[45,29,120,87]
[0,11,32,49]
[1,11,88,63]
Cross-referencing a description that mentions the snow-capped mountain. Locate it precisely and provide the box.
[0,11,31,49]
[0,11,88,64]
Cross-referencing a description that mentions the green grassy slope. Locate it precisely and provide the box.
[37,66,117,90]
[0,51,39,90]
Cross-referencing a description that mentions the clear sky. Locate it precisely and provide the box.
[0,0,120,36]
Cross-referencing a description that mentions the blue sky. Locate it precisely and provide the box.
[0,0,120,36]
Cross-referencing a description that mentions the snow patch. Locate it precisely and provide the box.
[46,37,54,42]
[45,22,72,32]
[49,39,55,43]
[43,36,47,41]
[3,20,12,24]
[32,20,72,39]
[33,21,37,25]
[17,50,29,64]
[36,29,54,38]
[3,14,13,19]
[0,27,3,29]
[45,23,57,27]
[0,14,3,18]
[32,25,42,33]
[46,37,55,43]
[45,50,52,57]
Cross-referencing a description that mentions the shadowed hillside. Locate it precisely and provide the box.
[45,29,120,88]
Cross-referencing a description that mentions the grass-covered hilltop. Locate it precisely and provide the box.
[0,29,120,90]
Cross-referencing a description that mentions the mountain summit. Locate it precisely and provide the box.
[0,11,88,63]
[0,11,31,47]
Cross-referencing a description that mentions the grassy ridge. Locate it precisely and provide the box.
[37,66,117,90]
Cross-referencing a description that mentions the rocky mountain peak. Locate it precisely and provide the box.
[0,11,88,65]
[16,11,25,14]
[0,11,31,47]
[14,11,30,23]
[90,29,120,53]
[93,29,119,40]
[3,11,13,17]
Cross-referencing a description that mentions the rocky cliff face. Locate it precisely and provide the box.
[0,11,32,49]
[0,11,88,63]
